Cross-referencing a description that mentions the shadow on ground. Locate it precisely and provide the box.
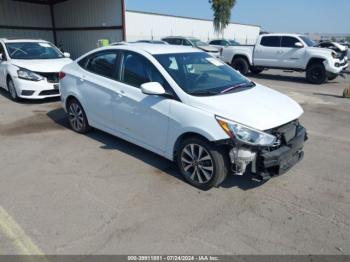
[47,107,264,191]
[249,72,308,84]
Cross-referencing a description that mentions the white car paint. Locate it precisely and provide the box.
[60,44,304,162]
[0,38,72,100]
[222,34,348,76]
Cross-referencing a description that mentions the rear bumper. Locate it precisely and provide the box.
[256,126,306,177]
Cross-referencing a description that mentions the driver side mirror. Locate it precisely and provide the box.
[295,42,304,48]
[64,52,71,58]
[141,82,166,96]
[0,53,3,61]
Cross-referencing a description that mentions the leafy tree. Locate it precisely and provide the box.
[209,0,237,36]
[346,36,350,42]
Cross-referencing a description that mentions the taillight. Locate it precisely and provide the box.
[59,72,66,80]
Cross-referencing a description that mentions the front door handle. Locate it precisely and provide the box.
[80,76,86,82]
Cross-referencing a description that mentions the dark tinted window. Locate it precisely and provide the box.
[173,39,183,45]
[163,38,174,44]
[183,39,192,46]
[210,40,221,45]
[281,37,300,48]
[120,52,169,89]
[260,36,281,47]
[86,52,118,79]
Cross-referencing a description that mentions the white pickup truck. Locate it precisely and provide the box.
[221,34,349,84]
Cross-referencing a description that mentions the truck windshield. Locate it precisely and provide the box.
[154,52,254,96]
[299,36,316,47]
[5,42,64,60]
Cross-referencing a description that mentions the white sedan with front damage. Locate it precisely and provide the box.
[0,38,72,101]
[59,43,307,189]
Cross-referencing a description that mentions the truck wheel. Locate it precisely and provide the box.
[327,73,338,81]
[177,137,229,190]
[250,67,264,75]
[231,57,249,75]
[306,63,327,84]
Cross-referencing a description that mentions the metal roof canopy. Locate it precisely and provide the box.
[13,0,68,5]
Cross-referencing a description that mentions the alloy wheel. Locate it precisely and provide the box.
[68,102,84,131]
[180,143,214,184]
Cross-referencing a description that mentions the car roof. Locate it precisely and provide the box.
[260,33,306,38]
[93,43,202,55]
[0,38,48,43]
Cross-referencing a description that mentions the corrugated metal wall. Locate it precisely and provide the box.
[54,0,123,58]
[126,11,260,45]
[0,0,53,41]
[56,30,123,58]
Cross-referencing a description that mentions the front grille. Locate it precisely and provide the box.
[35,72,59,83]
[39,89,60,96]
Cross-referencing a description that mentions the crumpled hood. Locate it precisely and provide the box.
[187,83,304,131]
[307,47,334,56]
[197,45,220,53]
[11,58,73,73]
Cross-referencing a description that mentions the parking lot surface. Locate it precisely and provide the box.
[0,70,349,255]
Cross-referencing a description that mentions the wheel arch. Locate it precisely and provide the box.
[306,57,325,69]
[232,54,251,66]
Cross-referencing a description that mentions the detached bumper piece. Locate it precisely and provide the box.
[255,124,307,179]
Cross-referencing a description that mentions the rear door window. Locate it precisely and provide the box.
[85,51,118,79]
[260,36,281,47]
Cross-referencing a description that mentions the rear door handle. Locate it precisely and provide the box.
[80,75,86,82]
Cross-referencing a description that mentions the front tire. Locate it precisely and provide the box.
[7,78,20,102]
[67,99,91,134]
[177,137,229,190]
[231,57,249,75]
[306,63,327,84]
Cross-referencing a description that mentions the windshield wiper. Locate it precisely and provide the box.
[189,90,218,96]
[220,82,255,94]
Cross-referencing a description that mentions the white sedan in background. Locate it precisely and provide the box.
[59,44,307,189]
[0,38,72,101]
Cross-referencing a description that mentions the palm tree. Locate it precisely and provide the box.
[209,0,237,37]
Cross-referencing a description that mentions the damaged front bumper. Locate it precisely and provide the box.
[227,121,307,181]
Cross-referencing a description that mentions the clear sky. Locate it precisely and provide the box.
[125,0,350,34]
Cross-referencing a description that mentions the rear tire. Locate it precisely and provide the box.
[231,57,249,75]
[250,67,264,75]
[306,63,327,84]
[177,137,229,190]
[67,98,91,134]
[7,78,20,102]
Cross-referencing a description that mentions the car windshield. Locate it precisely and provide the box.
[154,52,254,96]
[5,42,64,59]
[190,39,208,47]
[299,36,316,47]
[229,40,239,46]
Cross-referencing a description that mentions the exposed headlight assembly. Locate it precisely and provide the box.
[216,116,277,146]
[17,68,43,81]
